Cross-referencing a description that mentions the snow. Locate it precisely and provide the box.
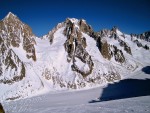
[68,18,79,24]
[124,35,150,65]
[34,27,72,78]
[2,65,150,113]
[11,45,32,62]
[0,62,44,102]
[83,33,105,63]
[75,57,90,72]
[116,29,123,35]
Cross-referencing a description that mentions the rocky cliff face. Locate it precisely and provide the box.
[94,27,133,64]
[0,47,25,84]
[43,18,94,77]
[0,13,23,84]
[0,12,36,61]
[63,18,94,77]
[0,13,37,83]
[131,31,150,50]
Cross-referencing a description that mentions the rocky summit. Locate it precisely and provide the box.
[0,12,150,101]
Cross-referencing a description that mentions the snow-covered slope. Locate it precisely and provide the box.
[0,12,150,102]
[2,66,150,113]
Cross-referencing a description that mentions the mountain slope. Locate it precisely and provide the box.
[0,13,150,101]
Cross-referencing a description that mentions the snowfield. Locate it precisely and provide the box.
[2,65,150,113]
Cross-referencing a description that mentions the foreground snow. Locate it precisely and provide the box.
[2,65,150,113]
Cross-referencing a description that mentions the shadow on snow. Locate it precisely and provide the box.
[142,66,150,74]
[89,78,150,103]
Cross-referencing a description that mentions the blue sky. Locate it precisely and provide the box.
[0,0,150,36]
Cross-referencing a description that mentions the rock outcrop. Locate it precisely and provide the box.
[0,103,5,113]
[94,27,126,63]
[78,19,93,35]
[63,18,94,77]
[44,22,65,44]
[97,38,111,60]
[0,36,25,84]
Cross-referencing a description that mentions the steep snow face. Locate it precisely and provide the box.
[0,13,150,102]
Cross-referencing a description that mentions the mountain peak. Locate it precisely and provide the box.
[66,18,87,25]
[3,12,18,22]
[111,26,119,31]
[66,18,79,25]
[6,12,16,18]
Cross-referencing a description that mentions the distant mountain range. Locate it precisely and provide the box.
[0,12,150,101]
